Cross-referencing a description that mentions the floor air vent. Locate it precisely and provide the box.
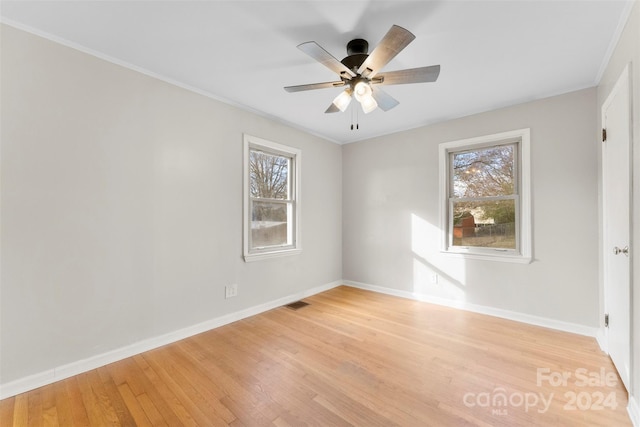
[285,301,309,310]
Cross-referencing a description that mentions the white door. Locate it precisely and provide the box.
[602,64,632,392]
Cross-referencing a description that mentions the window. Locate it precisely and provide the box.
[439,129,531,263]
[243,134,301,261]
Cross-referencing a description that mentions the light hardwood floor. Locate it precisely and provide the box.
[0,286,631,426]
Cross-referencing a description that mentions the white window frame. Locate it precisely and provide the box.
[439,128,532,263]
[243,134,301,262]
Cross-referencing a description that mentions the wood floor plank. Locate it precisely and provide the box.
[50,381,72,426]
[142,349,230,426]
[12,395,28,427]
[41,406,59,427]
[101,376,138,426]
[209,327,346,426]
[190,337,284,423]
[0,397,16,426]
[62,376,91,426]
[162,346,237,424]
[0,396,15,427]
[136,392,169,427]
[0,286,631,426]
[27,388,42,427]
[116,383,153,427]
[85,370,121,425]
[107,354,185,426]
[107,357,150,397]
[262,309,472,425]
[134,354,196,426]
[75,373,111,426]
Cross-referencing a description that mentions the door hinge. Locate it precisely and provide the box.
[602,128,607,142]
[604,313,609,328]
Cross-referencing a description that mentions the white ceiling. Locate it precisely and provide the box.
[1,0,633,144]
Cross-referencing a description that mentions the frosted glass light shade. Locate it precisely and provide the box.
[353,81,377,113]
[332,89,352,112]
[353,81,372,102]
[360,94,378,113]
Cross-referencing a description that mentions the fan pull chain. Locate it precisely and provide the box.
[350,104,360,130]
[350,104,354,130]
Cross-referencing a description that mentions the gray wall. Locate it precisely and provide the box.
[342,88,599,326]
[597,0,640,414]
[0,24,343,383]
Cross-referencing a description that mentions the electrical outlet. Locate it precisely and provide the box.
[430,273,439,284]
[225,284,238,299]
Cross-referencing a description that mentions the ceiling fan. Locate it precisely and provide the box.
[284,25,440,114]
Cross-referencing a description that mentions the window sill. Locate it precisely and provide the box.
[440,250,532,264]
[244,248,302,263]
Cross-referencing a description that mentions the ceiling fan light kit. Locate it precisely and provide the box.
[355,85,378,114]
[360,97,378,114]
[332,88,353,112]
[284,24,440,119]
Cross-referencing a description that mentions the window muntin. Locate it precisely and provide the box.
[243,135,301,261]
[439,129,531,263]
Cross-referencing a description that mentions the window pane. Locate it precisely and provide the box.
[250,150,290,199]
[251,201,291,248]
[452,145,514,198]
[452,199,516,249]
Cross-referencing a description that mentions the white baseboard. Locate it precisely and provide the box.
[343,280,599,338]
[629,396,640,427]
[596,327,608,353]
[0,280,342,400]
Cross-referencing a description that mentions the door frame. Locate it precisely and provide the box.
[601,62,633,392]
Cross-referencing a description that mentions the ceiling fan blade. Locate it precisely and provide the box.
[297,41,356,79]
[357,25,416,78]
[325,103,341,113]
[371,86,399,112]
[284,81,346,93]
[376,65,441,85]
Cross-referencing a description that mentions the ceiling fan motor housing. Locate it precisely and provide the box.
[346,38,368,55]
[342,38,369,73]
